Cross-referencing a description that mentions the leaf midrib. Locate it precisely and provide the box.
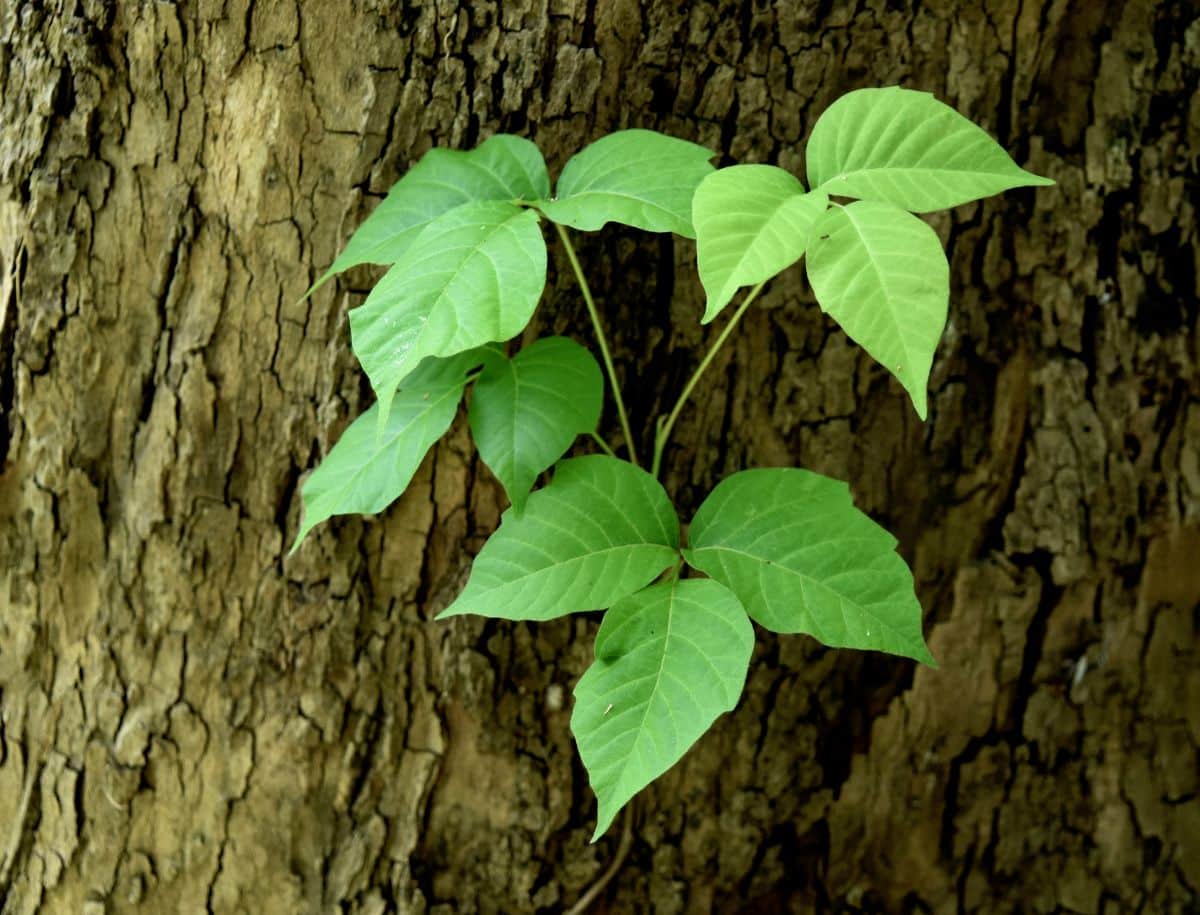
[477,541,676,591]
[623,581,676,794]
[382,207,533,384]
[689,543,911,642]
[835,205,923,371]
[316,382,464,506]
[704,192,820,301]
[544,189,682,222]
[818,163,1031,187]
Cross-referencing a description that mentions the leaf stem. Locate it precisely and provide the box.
[589,431,617,458]
[554,223,640,467]
[565,804,635,915]
[651,281,767,478]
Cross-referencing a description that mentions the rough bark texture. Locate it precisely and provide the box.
[2,1,1197,913]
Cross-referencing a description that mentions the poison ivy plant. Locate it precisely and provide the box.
[291,87,1052,840]
[468,336,604,513]
[438,455,679,621]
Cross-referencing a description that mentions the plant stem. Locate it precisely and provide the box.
[651,281,767,478]
[589,431,617,458]
[564,804,635,915]
[554,223,640,467]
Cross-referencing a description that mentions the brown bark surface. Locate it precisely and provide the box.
[2,2,1197,913]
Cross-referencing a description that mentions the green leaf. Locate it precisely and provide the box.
[684,468,935,665]
[805,200,948,419]
[572,577,753,840]
[290,352,480,553]
[535,129,715,237]
[439,455,679,621]
[349,200,547,432]
[693,165,829,322]
[469,336,603,513]
[308,134,550,295]
[806,86,1053,212]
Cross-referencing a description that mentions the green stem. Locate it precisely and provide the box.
[554,223,640,467]
[589,431,617,458]
[651,281,767,478]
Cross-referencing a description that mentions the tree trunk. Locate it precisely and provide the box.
[2,1,1196,912]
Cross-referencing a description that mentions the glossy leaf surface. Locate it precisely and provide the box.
[349,201,546,430]
[310,134,549,293]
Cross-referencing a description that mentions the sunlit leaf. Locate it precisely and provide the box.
[440,456,679,621]
[573,578,753,840]
[349,201,546,432]
[805,200,948,419]
[684,468,935,665]
[308,134,549,295]
[536,130,715,237]
[806,86,1053,212]
[693,165,829,322]
[469,336,603,513]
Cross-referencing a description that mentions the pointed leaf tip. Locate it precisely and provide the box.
[290,352,478,551]
[318,134,550,281]
[685,467,933,664]
[469,336,603,513]
[805,199,948,419]
[572,578,753,838]
[350,201,547,422]
[693,165,829,323]
[807,86,1056,212]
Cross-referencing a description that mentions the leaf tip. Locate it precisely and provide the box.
[699,286,734,325]
[589,809,617,843]
[909,389,929,421]
[287,529,307,558]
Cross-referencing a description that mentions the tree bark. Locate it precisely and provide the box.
[2,1,1197,913]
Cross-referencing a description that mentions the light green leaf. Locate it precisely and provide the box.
[805,200,948,419]
[439,455,679,621]
[290,352,480,553]
[308,134,549,295]
[693,165,829,322]
[535,129,715,237]
[469,336,603,513]
[349,200,547,432]
[806,86,1053,212]
[572,578,753,840]
[684,468,935,665]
